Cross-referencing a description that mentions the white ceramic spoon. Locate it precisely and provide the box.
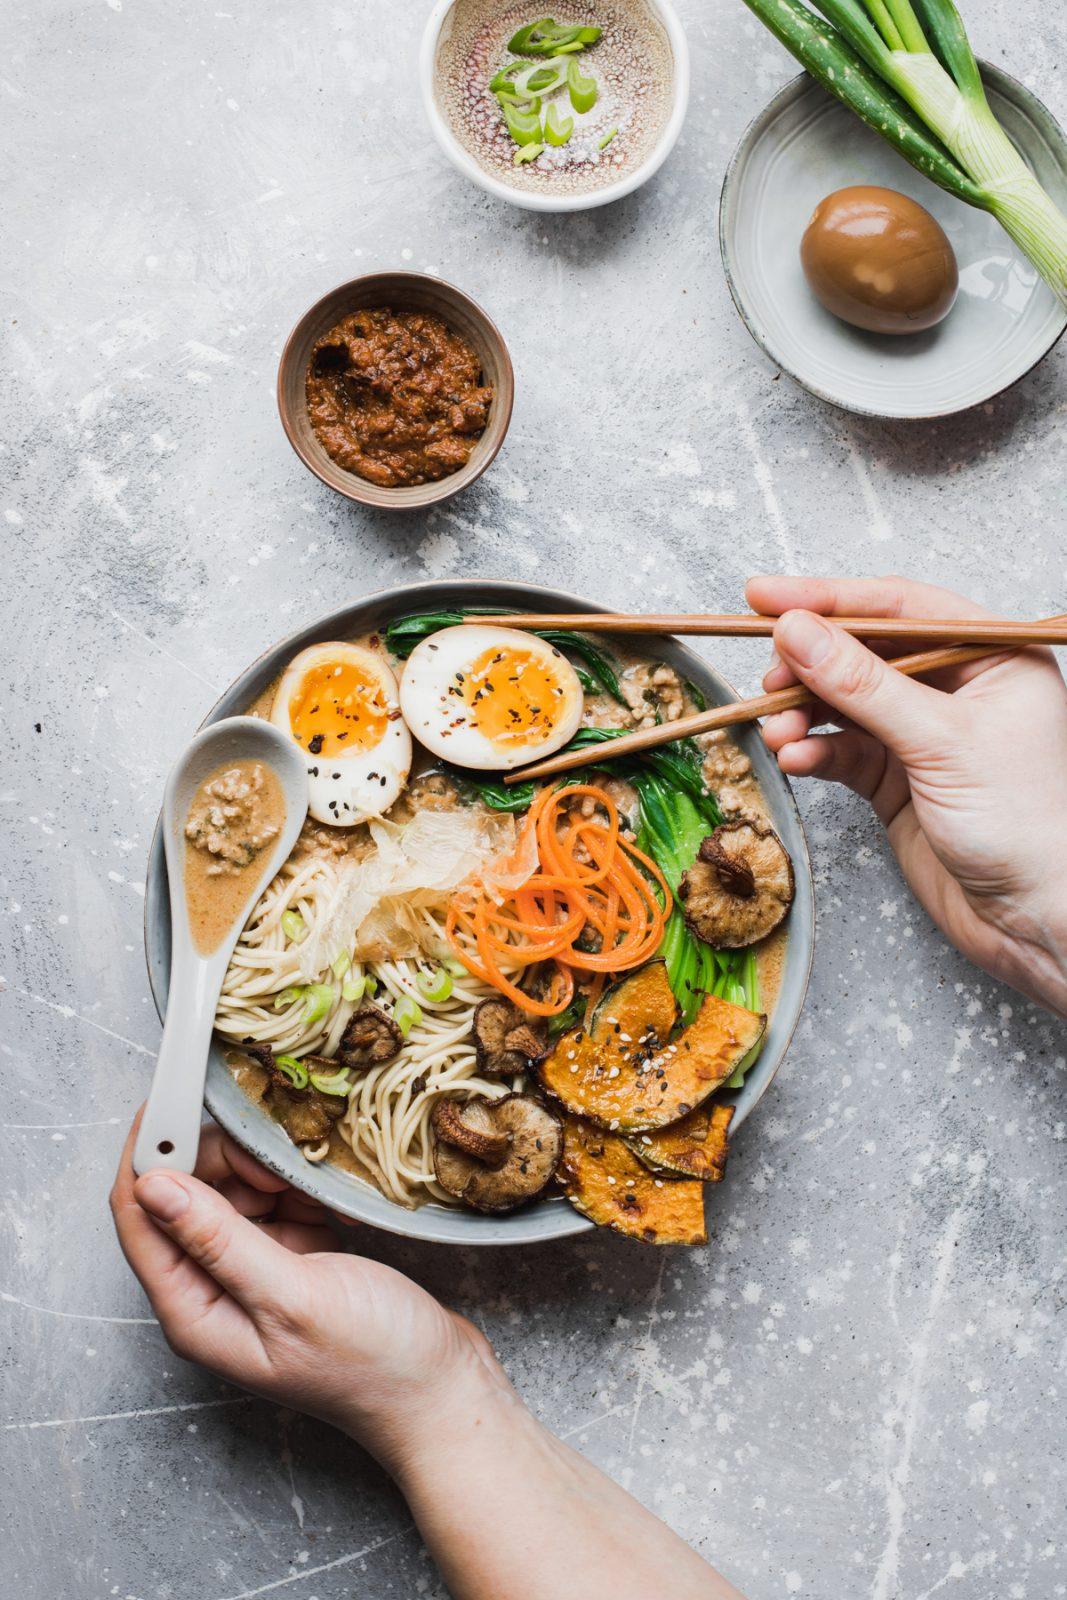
[133,718,308,1176]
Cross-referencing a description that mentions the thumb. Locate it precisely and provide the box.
[773,610,948,761]
[135,1170,304,1316]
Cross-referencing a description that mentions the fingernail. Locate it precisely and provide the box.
[778,611,833,669]
[137,1173,190,1222]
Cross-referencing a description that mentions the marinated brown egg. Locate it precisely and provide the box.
[800,185,958,334]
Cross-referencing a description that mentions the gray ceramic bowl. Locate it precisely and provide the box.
[720,64,1067,419]
[277,273,514,510]
[144,581,815,1245]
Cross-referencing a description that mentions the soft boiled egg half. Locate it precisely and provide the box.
[271,642,411,825]
[399,626,583,770]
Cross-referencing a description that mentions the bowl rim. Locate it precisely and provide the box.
[718,62,1067,421]
[418,0,691,213]
[276,271,515,509]
[143,578,815,1246]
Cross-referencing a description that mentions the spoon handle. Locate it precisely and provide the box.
[133,948,222,1176]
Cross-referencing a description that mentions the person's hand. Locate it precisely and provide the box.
[110,1113,506,1470]
[746,575,1067,1017]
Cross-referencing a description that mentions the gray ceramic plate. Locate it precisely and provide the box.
[144,581,814,1245]
[720,65,1067,419]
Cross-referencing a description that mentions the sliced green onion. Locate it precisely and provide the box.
[331,950,351,979]
[567,56,598,114]
[544,101,574,146]
[281,910,305,943]
[597,126,617,150]
[309,1068,351,1096]
[416,966,454,1003]
[489,60,526,92]
[393,995,423,1036]
[508,17,555,53]
[342,972,366,1004]
[274,1055,309,1090]
[513,57,570,97]
[272,985,305,1012]
[363,974,378,998]
[443,956,469,978]
[509,18,590,55]
[514,141,545,165]
[501,97,543,145]
[302,983,335,1026]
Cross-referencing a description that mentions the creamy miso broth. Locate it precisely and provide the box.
[183,760,286,955]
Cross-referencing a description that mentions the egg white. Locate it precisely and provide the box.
[399,625,584,770]
[271,642,411,826]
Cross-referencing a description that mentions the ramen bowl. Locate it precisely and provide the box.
[144,580,815,1246]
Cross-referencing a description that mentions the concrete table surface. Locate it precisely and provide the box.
[3,2,1066,1597]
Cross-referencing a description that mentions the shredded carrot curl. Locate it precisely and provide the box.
[446,784,672,1016]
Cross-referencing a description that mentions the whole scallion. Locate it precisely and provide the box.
[740,0,1067,304]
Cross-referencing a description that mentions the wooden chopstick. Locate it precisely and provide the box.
[505,637,1033,785]
[472,612,1067,648]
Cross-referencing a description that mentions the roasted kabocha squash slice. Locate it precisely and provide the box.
[537,960,765,1133]
[627,1101,734,1181]
[560,1115,707,1245]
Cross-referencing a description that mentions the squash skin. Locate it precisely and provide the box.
[628,1101,735,1181]
[537,966,766,1133]
[560,1115,707,1245]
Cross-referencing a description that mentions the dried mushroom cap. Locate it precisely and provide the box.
[473,998,549,1078]
[432,1098,511,1169]
[266,1078,346,1145]
[432,1094,563,1214]
[679,821,795,949]
[339,1003,404,1069]
[243,1041,277,1076]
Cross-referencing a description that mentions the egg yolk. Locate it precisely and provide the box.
[287,661,388,758]
[460,647,568,747]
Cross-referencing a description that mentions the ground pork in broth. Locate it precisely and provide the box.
[184,760,285,955]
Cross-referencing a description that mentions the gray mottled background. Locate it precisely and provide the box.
[3,2,1066,1597]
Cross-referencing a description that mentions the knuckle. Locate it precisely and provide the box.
[835,646,883,701]
[189,1211,231,1274]
[262,1292,311,1341]
[880,574,909,618]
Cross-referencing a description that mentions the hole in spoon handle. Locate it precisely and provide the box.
[132,1002,215,1176]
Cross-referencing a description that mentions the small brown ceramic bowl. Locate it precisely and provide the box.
[277,272,514,510]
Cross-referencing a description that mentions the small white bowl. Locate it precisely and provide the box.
[419,0,689,213]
